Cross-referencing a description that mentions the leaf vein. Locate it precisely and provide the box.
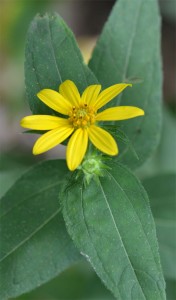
[99,179,146,299]
[80,183,122,300]
[0,209,60,263]
[47,17,62,83]
[0,182,60,219]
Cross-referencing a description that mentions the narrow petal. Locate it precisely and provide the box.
[59,80,81,107]
[20,115,70,130]
[96,106,144,121]
[88,125,118,156]
[33,126,74,155]
[81,84,101,106]
[94,83,132,110]
[66,128,88,171]
[37,89,72,115]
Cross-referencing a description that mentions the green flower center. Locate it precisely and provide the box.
[68,104,96,128]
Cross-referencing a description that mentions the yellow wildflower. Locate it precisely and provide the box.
[20,80,144,171]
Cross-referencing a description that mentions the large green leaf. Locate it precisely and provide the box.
[62,163,166,299]
[89,0,162,169]
[0,160,80,300]
[16,262,115,300]
[25,13,97,114]
[143,174,176,280]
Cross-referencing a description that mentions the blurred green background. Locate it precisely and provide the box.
[0,0,176,299]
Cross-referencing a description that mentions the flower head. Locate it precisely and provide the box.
[20,80,144,171]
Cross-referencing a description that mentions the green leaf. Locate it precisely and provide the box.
[166,280,176,300]
[0,152,36,198]
[143,174,176,280]
[137,106,176,178]
[61,163,166,300]
[89,0,162,169]
[0,160,80,300]
[136,107,176,179]
[155,109,176,173]
[25,13,97,115]
[16,262,115,300]
[103,125,139,160]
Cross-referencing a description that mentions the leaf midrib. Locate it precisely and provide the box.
[0,181,61,219]
[0,208,60,263]
[79,183,122,300]
[119,52,159,159]
[106,169,165,299]
[47,16,62,83]
[111,0,143,107]
[99,179,146,299]
[119,1,143,86]
[107,170,160,271]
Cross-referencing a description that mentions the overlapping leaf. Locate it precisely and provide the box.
[89,0,162,169]
[25,13,97,115]
[143,174,176,280]
[0,160,80,300]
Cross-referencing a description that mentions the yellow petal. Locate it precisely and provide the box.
[37,89,72,115]
[33,126,74,155]
[81,84,101,106]
[88,125,118,156]
[59,80,81,107]
[20,115,70,130]
[66,128,88,171]
[96,106,144,121]
[94,83,132,110]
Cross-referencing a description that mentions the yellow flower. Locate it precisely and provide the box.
[20,80,144,171]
